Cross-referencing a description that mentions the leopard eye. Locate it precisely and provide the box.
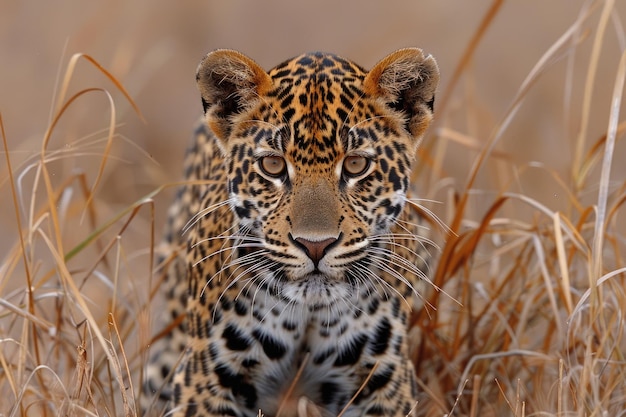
[259,155,286,177]
[342,155,370,177]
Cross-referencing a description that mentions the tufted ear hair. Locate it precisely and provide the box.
[196,50,273,141]
[364,48,439,140]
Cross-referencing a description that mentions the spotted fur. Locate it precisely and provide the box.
[143,49,439,417]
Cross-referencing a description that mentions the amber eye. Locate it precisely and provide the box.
[342,155,370,177]
[259,155,286,177]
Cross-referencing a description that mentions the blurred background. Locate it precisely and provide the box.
[1,0,624,256]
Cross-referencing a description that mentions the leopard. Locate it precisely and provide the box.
[143,48,439,417]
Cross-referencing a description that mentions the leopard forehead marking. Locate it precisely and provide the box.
[145,48,440,417]
[234,53,400,173]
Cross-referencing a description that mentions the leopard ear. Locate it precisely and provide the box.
[364,48,439,140]
[196,50,272,141]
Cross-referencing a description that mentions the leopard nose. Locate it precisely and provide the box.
[293,236,338,267]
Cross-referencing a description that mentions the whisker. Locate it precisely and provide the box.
[351,262,413,311]
[339,88,368,131]
[240,118,281,132]
[367,246,430,281]
[212,257,275,322]
[192,241,259,268]
[403,198,455,236]
[369,235,437,259]
[192,221,264,268]
[183,198,235,234]
[387,220,440,254]
[348,266,389,300]
[215,255,274,306]
[347,115,389,133]
[213,248,272,284]
[365,252,422,293]
[251,271,285,320]
[367,248,460,307]
[367,238,432,269]
[242,92,286,128]
[191,235,264,250]
[393,217,433,235]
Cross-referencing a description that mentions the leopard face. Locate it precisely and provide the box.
[197,49,439,306]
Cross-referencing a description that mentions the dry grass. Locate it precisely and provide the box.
[0,54,160,416]
[1,0,625,415]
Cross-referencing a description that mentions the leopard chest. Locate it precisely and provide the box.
[194,284,409,417]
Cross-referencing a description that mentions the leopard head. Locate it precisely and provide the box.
[196,49,439,304]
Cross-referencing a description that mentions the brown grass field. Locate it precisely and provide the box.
[1,0,625,415]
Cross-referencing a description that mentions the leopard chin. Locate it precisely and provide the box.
[278,271,355,307]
